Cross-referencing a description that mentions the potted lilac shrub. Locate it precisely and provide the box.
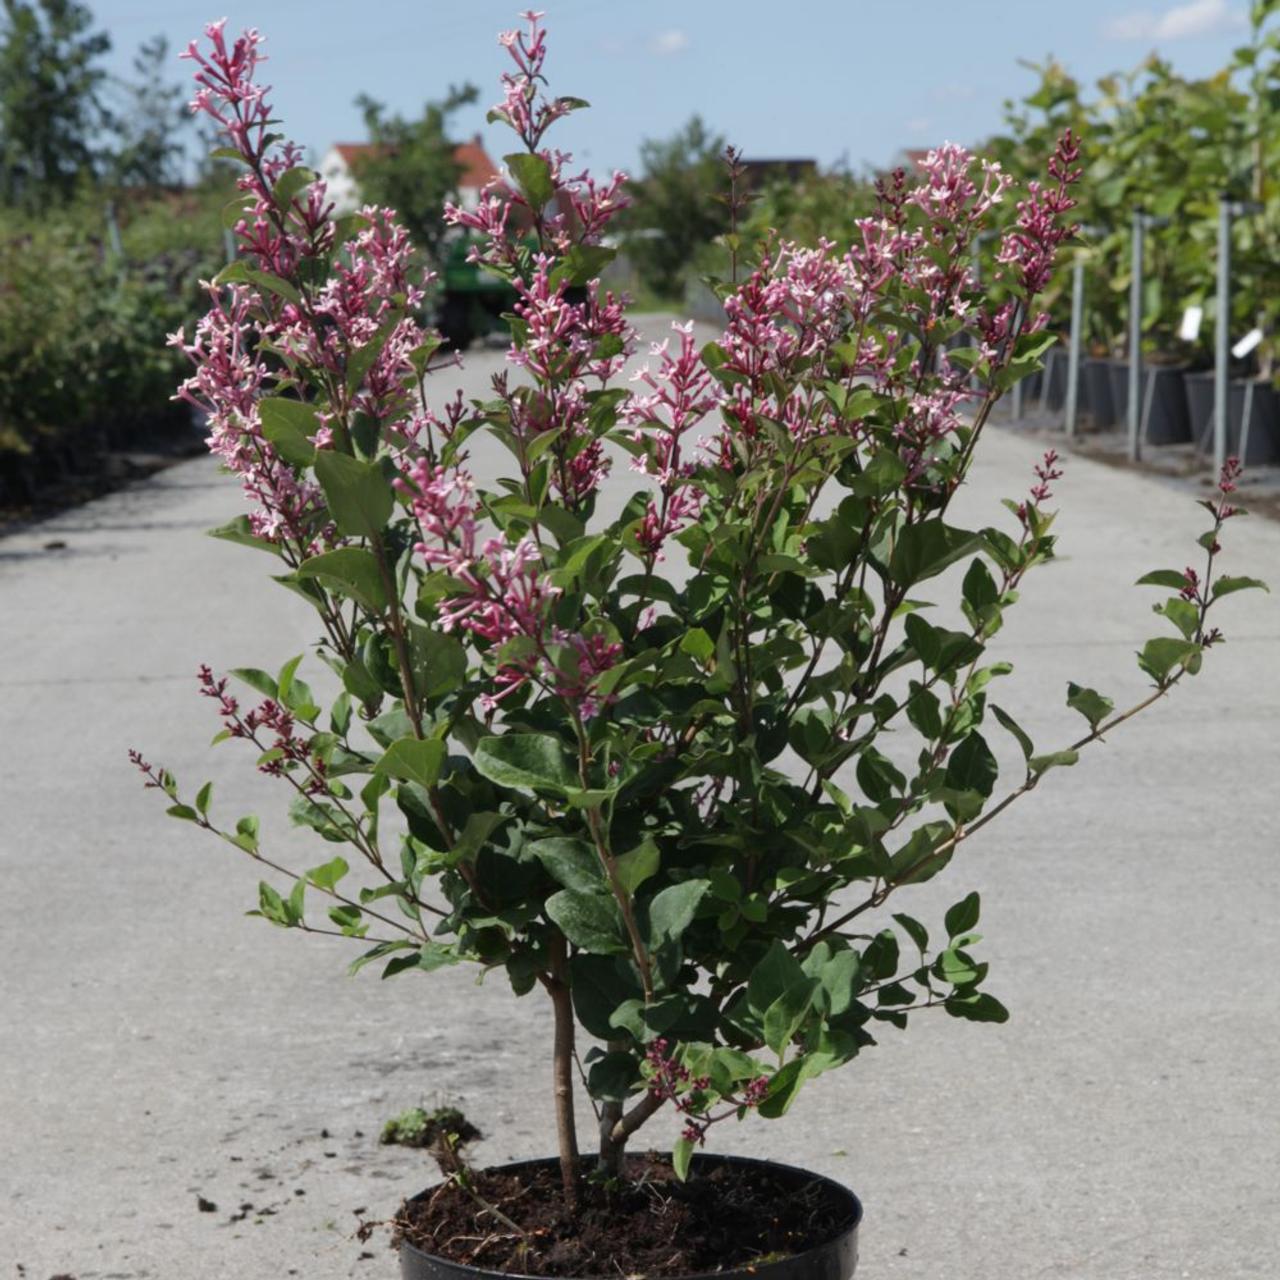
[133,14,1265,1278]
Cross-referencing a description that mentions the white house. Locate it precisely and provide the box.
[318,136,500,215]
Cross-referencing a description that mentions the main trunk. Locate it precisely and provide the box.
[548,935,580,1202]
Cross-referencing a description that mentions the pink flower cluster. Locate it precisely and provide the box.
[173,20,439,544]
[623,322,715,557]
[402,460,620,716]
[645,1038,770,1147]
[198,665,326,792]
[449,11,630,263]
[170,285,329,547]
[995,130,1082,300]
[441,11,635,511]
[1016,448,1065,527]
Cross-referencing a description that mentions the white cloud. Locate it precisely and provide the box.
[905,116,933,137]
[1104,0,1246,41]
[649,29,689,55]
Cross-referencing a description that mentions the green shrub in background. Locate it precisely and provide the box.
[988,1,1280,368]
[0,183,230,502]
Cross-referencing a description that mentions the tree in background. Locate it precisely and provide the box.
[744,165,876,255]
[109,35,190,188]
[353,83,479,263]
[0,0,112,207]
[625,114,730,299]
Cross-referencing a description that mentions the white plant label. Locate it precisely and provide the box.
[1179,305,1203,342]
[1232,328,1263,359]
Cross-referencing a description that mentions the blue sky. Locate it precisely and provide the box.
[94,0,1256,176]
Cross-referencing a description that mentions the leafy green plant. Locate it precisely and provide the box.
[135,16,1264,1245]
[623,114,730,300]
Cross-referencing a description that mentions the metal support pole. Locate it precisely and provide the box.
[1215,197,1231,474]
[1065,254,1085,439]
[104,201,123,259]
[1128,211,1145,461]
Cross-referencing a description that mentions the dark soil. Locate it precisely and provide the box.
[394,1153,854,1277]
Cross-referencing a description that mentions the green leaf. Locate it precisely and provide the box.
[451,811,507,864]
[615,840,660,894]
[647,880,710,948]
[1137,637,1200,681]
[1066,682,1113,729]
[473,734,576,795]
[991,704,1034,760]
[1211,575,1268,599]
[747,941,807,1017]
[272,164,315,211]
[1029,749,1079,775]
[313,451,394,539]
[230,667,277,698]
[945,991,1009,1023]
[962,557,999,610]
[850,449,906,497]
[1136,569,1188,589]
[756,1057,810,1118]
[307,856,349,891]
[944,891,980,938]
[571,954,644,1040]
[504,152,556,210]
[194,781,213,816]
[889,521,983,587]
[546,889,628,955]
[297,547,388,612]
[1157,597,1200,640]
[207,515,278,555]
[680,628,715,663]
[529,838,603,893]
[817,949,862,1015]
[408,624,467,701]
[586,1051,640,1102]
[258,397,319,466]
[551,243,615,288]
[373,737,446,789]
[945,732,997,799]
[672,1135,695,1182]
[892,915,929,955]
[763,979,819,1058]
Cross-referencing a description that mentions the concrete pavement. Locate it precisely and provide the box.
[2,316,1277,1278]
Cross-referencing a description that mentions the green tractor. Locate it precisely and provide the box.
[435,232,518,350]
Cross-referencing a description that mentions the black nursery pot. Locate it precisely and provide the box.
[1083,357,1116,428]
[399,1154,863,1280]
[1183,374,1280,463]
[1107,359,1131,428]
[1040,346,1066,410]
[1184,370,1215,446]
[1143,365,1192,445]
[1228,380,1280,465]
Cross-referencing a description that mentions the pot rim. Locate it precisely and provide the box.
[398,1150,863,1280]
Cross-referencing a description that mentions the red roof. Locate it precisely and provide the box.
[331,138,498,190]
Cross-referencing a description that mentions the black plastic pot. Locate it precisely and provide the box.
[1084,357,1116,428]
[399,1154,863,1280]
[1183,374,1280,463]
[1142,365,1192,445]
[1227,380,1280,465]
[1039,347,1066,411]
[1107,360,1131,430]
[1185,370,1215,445]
